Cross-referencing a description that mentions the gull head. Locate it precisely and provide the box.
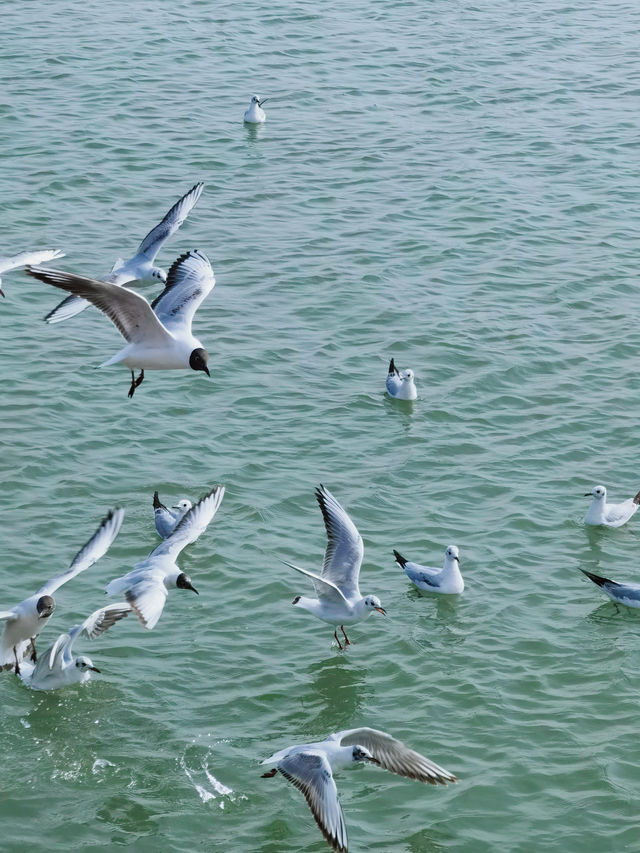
[351,745,379,765]
[403,369,415,381]
[151,267,167,283]
[251,95,268,107]
[445,545,460,564]
[176,572,199,595]
[363,595,386,615]
[75,655,100,674]
[173,499,193,512]
[36,595,55,619]
[189,348,210,377]
[586,485,606,501]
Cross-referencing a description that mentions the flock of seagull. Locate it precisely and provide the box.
[3,98,639,852]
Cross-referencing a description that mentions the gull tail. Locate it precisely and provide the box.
[393,549,408,569]
[580,569,619,588]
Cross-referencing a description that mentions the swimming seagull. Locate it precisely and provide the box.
[153,491,193,539]
[285,485,386,649]
[261,727,457,853]
[26,248,215,397]
[394,545,464,594]
[385,358,417,400]
[0,249,65,297]
[580,569,640,608]
[0,508,124,674]
[583,485,640,527]
[18,601,131,690]
[105,485,225,629]
[244,95,268,124]
[44,182,204,324]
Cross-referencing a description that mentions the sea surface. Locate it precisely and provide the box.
[2,1,640,851]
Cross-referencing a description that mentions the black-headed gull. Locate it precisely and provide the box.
[261,727,457,853]
[26,248,215,397]
[243,95,268,123]
[583,485,640,527]
[284,485,386,649]
[0,249,65,297]
[45,183,203,324]
[19,601,131,690]
[0,508,124,674]
[153,491,193,539]
[394,545,464,594]
[581,569,640,608]
[385,358,417,400]
[105,485,225,629]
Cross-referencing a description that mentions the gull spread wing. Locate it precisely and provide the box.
[316,485,363,599]
[37,508,125,597]
[336,728,458,785]
[124,574,169,630]
[136,182,204,261]
[1,249,65,272]
[283,560,348,605]
[277,751,348,853]
[25,266,174,346]
[74,601,132,643]
[147,485,225,561]
[150,249,215,335]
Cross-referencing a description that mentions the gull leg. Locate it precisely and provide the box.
[333,629,344,650]
[261,768,277,778]
[128,369,145,398]
[13,646,20,676]
[340,626,351,646]
[29,637,37,662]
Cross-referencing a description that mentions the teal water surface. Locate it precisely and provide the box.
[3,1,640,851]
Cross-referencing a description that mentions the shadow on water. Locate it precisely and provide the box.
[300,654,368,732]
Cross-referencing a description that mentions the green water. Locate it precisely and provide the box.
[3,1,640,851]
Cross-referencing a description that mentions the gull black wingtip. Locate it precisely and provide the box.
[153,491,167,510]
[580,568,616,587]
[393,549,408,568]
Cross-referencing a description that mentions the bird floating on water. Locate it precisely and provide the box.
[26,248,215,397]
[581,569,640,608]
[583,484,640,527]
[261,727,457,853]
[45,183,204,323]
[284,485,386,649]
[153,491,193,539]
[244,95,268,124]
[0,249,65,297]
[394,545,464,594]
[386,358,417,400]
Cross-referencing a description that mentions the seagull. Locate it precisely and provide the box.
[284,485,386,649]
[0,508,124,674]
[0,249,65,297]
[244,95,268,124]
[26,248,215,397]
[583,485,640,527]
[394,545,464,594]
[385,358,417,400]
[44,183,204,324]
[581,569,640,608]
[18,601,131,690]
[105,485,225,629]
[261,727,458,853]
[153,491,193,539]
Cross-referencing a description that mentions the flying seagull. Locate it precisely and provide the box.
[0,249,65,297]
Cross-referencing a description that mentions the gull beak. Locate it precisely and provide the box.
[204,366,210,377]
[584,492,593,497]
[375,607,386,615]
[367,756,381,765]
[0,287,4,298]
[89,666,101,673]
[186,581,199,595]
[258,98,268,106]
[454,556,460,564]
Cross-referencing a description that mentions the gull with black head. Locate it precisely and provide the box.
[105,486,225,629]
[261,727,458,853]
[45,182,204,323]
[19,601,131,690]
[0,508,124,674]
[284,485,386,649]
[26,248,215,397]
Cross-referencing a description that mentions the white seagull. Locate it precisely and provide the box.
[19,601,131,690]
[583,485,640,527]
[44,182,204,324]
[244,95,268,124]
[105,485,225,630]
[285,485,386,649]
[0,508,124,674]
[26,248,215,397]
[153,490,193,539]
[385,358,417,400]
[261,727,458,853]
[0,249,65,297]
[394,545,464,594]
[581,569,640,608]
